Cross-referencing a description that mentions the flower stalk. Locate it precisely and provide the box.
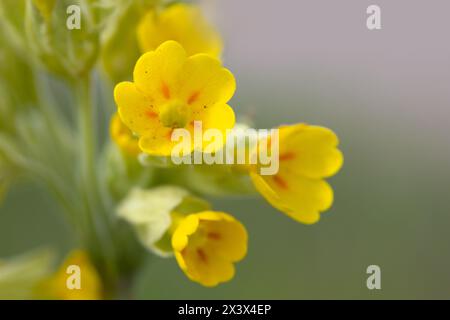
[75,75,120,292]
[0,0,343,298]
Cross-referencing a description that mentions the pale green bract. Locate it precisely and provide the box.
[117,186,210,257]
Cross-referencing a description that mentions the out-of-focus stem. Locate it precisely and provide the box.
[76,75,119,292]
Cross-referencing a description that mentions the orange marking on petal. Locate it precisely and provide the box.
[166,128,174,140]
[279,152,296,161]
[161,83,170,99]
[187,91,200,104]
[146,110,158,119]
[197,249,208,263]
[207,232,221,240]
[273,175,289,190]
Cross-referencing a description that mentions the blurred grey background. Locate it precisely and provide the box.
[1,0,449,299]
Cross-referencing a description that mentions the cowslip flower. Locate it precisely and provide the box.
[250,124,343,224]
[38,250,102,300]
[114,40,236,156]
[137,3,222,58]
[117,187,247,286]
[110,113,140,155]
[172,211,248,287]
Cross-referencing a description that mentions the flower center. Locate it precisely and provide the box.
[159,99,191,128]
[187,222,222,249]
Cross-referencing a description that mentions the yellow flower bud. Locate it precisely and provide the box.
[137,3,223,58]
[37,250,102,300]
[110,113,140,156]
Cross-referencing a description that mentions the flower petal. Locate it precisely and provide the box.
[178,54,235,111]
[171,211,247,287]
[202,219,248,262]
[133,40,187,104]
[109,113,140,155]
[250,172,333,224]
[175,249,235,287]
[139,125,190,156]
[280,125,343,179]
[195,103,236,152]
[200,103,236,131]
[114,82,158,136]
[171,214,200,252]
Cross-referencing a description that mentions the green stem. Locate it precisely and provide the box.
[76,75,119,293]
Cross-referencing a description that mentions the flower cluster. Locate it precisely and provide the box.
[112,4,343,286]
[0,0,343,298]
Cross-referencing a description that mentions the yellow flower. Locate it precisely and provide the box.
[110,112,140,155]
[250,124,343,224]
[114,40,236,156]
[172,211,248,287]
[38,250,102,300]
[137,3,222,58]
